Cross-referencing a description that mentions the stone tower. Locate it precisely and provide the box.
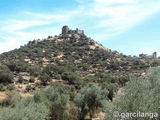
[153,52,157,58]
[62,25,69,34]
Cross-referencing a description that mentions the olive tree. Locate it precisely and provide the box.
[106,67,160,120]
[74,84,110,119]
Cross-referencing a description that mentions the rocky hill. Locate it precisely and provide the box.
[0,28,159,96]
[0,26,160,119]
[1,31,156,74]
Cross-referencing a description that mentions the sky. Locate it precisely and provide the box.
[0,0,160,57]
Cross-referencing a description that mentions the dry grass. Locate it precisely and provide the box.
[0,92,7,100]
[20,92,33,98]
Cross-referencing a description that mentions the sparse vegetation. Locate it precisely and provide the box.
[0,31,159,119]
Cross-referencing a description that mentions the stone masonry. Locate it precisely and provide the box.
[62,25,84,34]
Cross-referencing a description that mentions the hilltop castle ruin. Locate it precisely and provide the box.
[62,25,84,34]
[139,52,157,59]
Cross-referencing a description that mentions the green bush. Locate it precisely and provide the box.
[0,84,5,91]
[105,67,160,120]
[18,75,24,83]
[25,85,32,92]
[29,65,41,77]
[3,91,20,106]
[0,65,13,83]
[29,76,35,83]
[74,84,110,119]
[5,61,29,73]
[0,97,48,120]
[39,73,51,85]
[54,74,61,80]
[48,91,78,120]
[34,86,78,120]
[100,82,118,101]
[6,84,15,91]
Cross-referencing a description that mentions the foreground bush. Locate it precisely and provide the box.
[106,67,160,120]
[0,97,48,120]
[0,83,112,119]
[48,91,79,120]
[74,84,110,119]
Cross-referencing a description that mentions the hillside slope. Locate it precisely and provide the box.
[0,32,155,75]
[0,27,160,119]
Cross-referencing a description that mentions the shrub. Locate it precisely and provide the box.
[74,84,110,119]
[18,75,24,83]
[48,92,79,120]
[100,82,118,101]
[0,97,48,120]
[39,73,51,85]
[34,86,78,120]
[6,84,15,91]
[5,61,29,73]
[54,74,61,80]
[25,85,32,92]
[0,84,5,91]
[29,65,41,77]
[0,65,13,83]
[4,90,20,106]
[29,76,35,83]
[105,67,160,119]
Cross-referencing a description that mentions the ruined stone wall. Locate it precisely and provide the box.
[62,26,84,34]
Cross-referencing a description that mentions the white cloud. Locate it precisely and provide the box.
[2,20,51,31]
[0,11,71,53]
[76,0,160,41]
[76,0,160,56]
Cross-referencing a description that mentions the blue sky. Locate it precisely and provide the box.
[0,0,160,56]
